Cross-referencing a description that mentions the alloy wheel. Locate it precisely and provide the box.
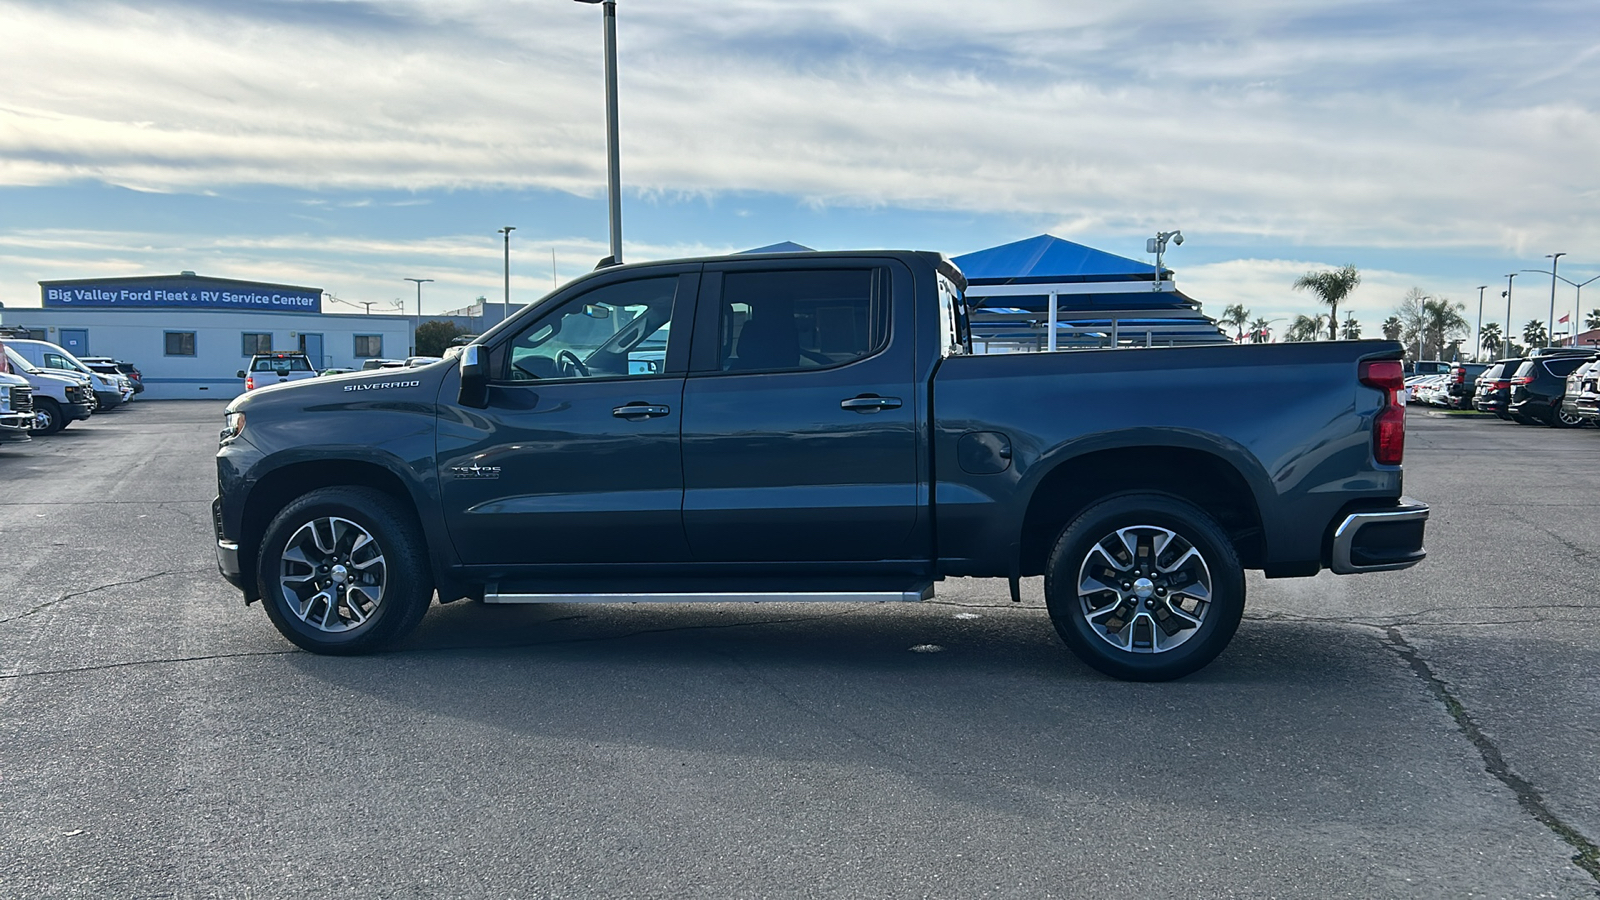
[277,516,387,633]
[1077,525,1213,654]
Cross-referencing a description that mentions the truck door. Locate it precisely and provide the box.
[679,260,923,563]
[436,270,698,565]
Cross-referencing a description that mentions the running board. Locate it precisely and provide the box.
[483,584,935,605]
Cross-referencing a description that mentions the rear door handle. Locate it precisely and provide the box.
[613,403,671,419]
[840,395,902,411]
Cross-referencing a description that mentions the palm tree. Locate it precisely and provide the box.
[1523,320,1548,348]
[1587,309,1600,330]
[1221,304,1251,342]
[1479,322,1502,358]
[1293,265,1361,340]
[1340,315,1362,340]
[1286,313,1327,342]
[1382,316,1403,342]
[1247,317,1272,343]
[1421,298,1468,360]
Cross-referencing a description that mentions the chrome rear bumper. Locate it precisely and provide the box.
[1330,497,1430,575]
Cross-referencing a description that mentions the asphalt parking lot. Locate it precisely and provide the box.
[2,402,1597,898]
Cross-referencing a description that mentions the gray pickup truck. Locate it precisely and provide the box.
[215,250,1427,680]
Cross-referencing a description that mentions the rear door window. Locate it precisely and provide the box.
[714,268,889,373]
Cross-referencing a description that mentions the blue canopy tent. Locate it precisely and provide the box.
[952,234,1228,351]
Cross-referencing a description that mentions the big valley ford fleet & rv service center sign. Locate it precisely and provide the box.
[40,275,322,314]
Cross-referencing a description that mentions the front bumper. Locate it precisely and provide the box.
[213,495,246,590]
[1330,497,1430,575]
[0,416,32,443]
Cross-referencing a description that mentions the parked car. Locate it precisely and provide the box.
[1472,358,1524,419]
[318,367,356,377]
[4,338,133,410]
[1407,374,1448,406]
[1507,354,1595,427]
[78,356,144,395]
[1445,362,1489,410]
[2,346,94,435]
[0,370,34,444]
[1560,358,1599,426]
[215,248,1428,682]
[238,352,318,392]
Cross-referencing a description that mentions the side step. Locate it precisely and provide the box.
[483,583,935,604]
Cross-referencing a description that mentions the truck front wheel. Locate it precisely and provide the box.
[1044,493,1244,681]
[31,398,65,436]
[256,487,433,655]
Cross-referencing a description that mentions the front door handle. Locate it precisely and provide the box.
[613,403,671,419]
[840,395,902,411]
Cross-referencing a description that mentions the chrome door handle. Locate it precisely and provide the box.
[840,395,902,411]
[613,403,671,419]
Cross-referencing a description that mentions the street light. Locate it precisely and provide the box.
[1544,253,1566,347]
[498,226,516,325]
[1145,230,1182,291]
[575,0,623,266]
[404,277,432,355]
[1502,273,1516,355]
[1474,285,1488,361]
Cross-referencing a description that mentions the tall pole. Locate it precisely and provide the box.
[1504,273,1516,354]
[404,278,431,356]
[1545,253,1566,348]
[1475,285,1487,361]
[499,226,516,325]
[601,0,622,264]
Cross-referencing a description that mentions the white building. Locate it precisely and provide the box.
[0,273,414,399]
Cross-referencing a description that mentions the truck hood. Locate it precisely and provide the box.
[227,359,453,414]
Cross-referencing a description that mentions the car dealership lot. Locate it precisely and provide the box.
[2,403,1597,898]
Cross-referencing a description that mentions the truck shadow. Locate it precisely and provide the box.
[277,603,1430,827]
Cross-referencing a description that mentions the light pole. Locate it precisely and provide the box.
[575,0,623,265]
[404,278,432,355]
[1145,230,1183,291]
[1544,253,1566,348]
[1474,285,1487,361]
[1502,273,1516,355]
[498,226,515,325]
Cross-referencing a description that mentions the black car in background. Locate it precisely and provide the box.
[1508,354,1595,427]
[1446,361,1489,410]
[78,356,144,395]
[1472,358,1523,419]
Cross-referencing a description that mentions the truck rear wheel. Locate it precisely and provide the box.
[256,487,433,655]
[1044,492,1245,681]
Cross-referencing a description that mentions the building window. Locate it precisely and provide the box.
[354,334,383,358]
[165,331,196,357]
[242,333,272,355]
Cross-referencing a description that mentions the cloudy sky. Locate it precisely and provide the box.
[1,0,1597,337]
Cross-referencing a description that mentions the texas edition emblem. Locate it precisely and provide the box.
[448,464,501,480]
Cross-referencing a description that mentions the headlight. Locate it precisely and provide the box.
[220,411,246,443]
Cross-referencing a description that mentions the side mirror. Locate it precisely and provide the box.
[235,370,246,379]
[458,344,488,409]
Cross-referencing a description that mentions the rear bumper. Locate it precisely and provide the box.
[1330,497,1429,575]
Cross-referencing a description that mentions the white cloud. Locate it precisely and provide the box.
[0,0,1596,255]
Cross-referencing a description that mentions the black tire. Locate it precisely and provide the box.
[1044,492,1245,682]
[256,486,433,655]
[31,398,65,436]
[1548,407,1583,428]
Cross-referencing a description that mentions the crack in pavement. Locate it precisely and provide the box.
[1243,607,1594,629]
[1383,627,1600,889]
[0,568,212,625]
[0,649,300,680]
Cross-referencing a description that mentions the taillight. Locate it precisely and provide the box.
[1360,360,1406,466]
[245,376,255,391]
[1511,375,1533,385]
[1491,380,1509,390]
